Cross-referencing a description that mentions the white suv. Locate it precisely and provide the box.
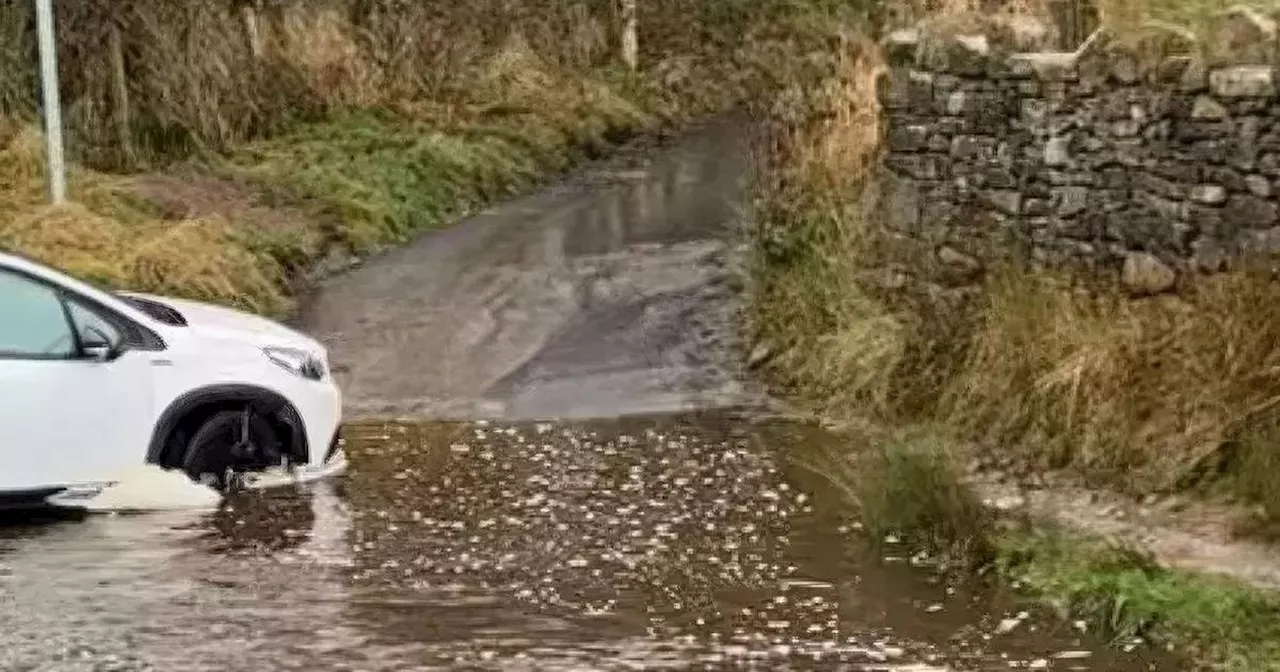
[0,251,344,510]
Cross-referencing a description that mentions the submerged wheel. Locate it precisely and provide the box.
[182,409,284,492]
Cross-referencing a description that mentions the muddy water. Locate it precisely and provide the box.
[0,416,1169,670]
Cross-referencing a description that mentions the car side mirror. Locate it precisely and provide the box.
[81,326,119,362]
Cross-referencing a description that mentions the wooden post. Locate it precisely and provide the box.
[618,0,637,70]
[107,20,134,165]
[239,1,263,59]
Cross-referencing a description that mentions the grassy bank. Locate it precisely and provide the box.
[803,424,1280,671]
[0,0,835,315]
[745,5,1280,668]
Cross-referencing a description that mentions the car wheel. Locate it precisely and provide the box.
[182,409,284,492]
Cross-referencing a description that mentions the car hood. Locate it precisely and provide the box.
[121,292,324,353]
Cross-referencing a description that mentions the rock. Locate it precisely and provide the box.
[923,33,991,76]
[1053,186,1089,217]
[1045,136,1071,167]
[889,124,930,151]
[883,28,921,66]
[990,494,1027,512]
[938,246,983,282]
[1122,252,1177,296]
[1237,226,1280,256]
[1190,95,1229,120]
[1210,66,1276,98]
[980,189,1022,216]
[747,342,773,369]
[1190,184,1227,204]
[1225,195,1279,230]
[1246,174,1272,197]
[996,617,1023,635]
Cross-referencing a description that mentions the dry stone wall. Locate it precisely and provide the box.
[879,9,1280,294]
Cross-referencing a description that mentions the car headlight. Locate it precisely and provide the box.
[264,346,326,381]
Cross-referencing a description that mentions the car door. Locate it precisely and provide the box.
[0,268,155,490]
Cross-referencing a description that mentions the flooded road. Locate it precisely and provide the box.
[297,117,766,421]
[1,119,1171,670]
[0,416,1167,671]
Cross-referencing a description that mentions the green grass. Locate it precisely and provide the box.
[998,527,1280,671]
[227,112,563,253]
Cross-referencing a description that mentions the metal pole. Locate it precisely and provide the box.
[35,0,66,204]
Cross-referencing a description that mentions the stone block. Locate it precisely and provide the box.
[884,28,922,67]
[1191,95,1230,120]
[1206,165,1247,193]
[1191,184,1228,204]
[1224,194,1279,229]
[980,189,1022,216]
[883,174,922,233]
[922,33,992,76]
[1045,135,1072,166]
[1053,186,1090,217]
[1246,174,1272,197]
[886,154,943,180]
[1210,66,1277,98]
[889,124,932,152]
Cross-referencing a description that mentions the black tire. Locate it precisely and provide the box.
[182,409,283,492]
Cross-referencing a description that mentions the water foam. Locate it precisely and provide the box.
[53,450,349,513]
[71,467,223,513]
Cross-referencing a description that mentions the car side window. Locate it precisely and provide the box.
[66,300,122,348]
[0,270,76,358]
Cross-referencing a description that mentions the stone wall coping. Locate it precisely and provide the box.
[884,6,1280,83]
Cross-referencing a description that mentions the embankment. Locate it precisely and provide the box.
[747,5,1280,670]
[0,0,838,316]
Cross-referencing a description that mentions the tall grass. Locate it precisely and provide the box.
[0,0,809,170]
[0,0,845,312]
[750,0,1280,516]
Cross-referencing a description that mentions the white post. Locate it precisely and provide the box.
[619,0,637,71]
[35,0,66,204]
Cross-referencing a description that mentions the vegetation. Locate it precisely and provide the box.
[997,528,1280,671]
[0,0,832,314]
[747,0,1280,668]
[804,421,1280,670]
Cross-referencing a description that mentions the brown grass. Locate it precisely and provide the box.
[1096,0,1280,34]
[1,0,837,314]
[0,128,294,313]
[750,14,1280,518]
[942,269,1280,498]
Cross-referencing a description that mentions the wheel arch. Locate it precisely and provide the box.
[147,384,310,469]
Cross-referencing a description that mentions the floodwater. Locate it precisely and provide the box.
[296,116,768,421]
[1,117,1173,670]
[0,416,1170,671]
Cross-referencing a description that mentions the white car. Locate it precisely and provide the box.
[0,250,345,510]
